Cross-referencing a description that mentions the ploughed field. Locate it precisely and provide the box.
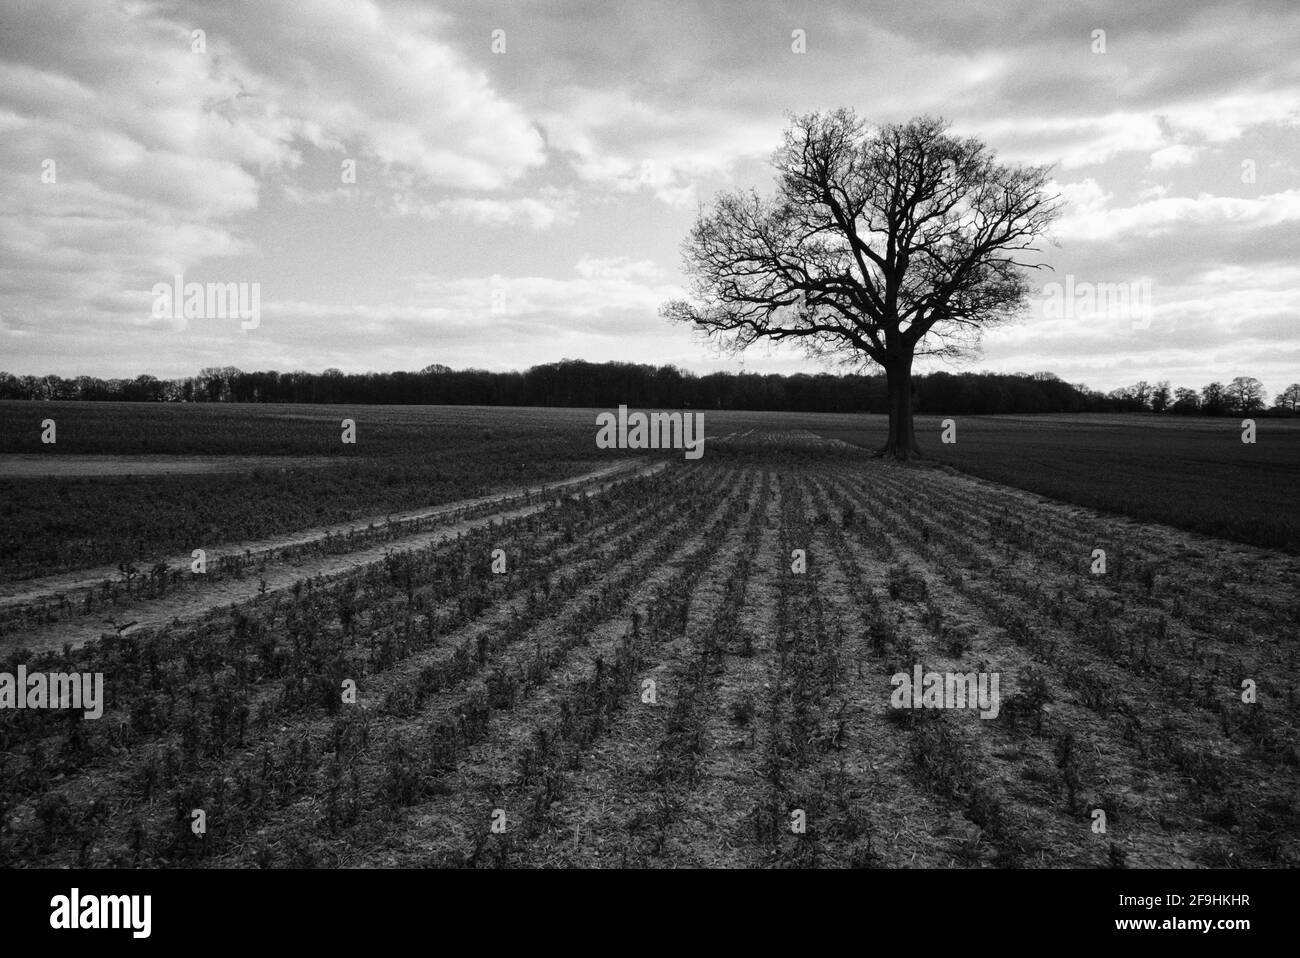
[2,403,1295,585]
[1,427,1297,868]
[0,401,605,581]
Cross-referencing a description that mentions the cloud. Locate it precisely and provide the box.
[395,188,578,230]
[1148,144,1201,170]
[971,113,1168,170]
[411,268,682,324]
[574,256,662,281]
[0,0,547,334]
[1055,189,1300,241]
[194,0,546,191]
[2,0,1298,395]
[541,88,777,206]
[1054,178,1111,214]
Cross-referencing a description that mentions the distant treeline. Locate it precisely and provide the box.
[1,363,1296,415]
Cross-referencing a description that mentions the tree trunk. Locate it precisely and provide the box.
[876,355,922,460]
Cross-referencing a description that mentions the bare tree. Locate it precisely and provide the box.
[1273,383,1300,413]
[1201,381,1227,415]
[1225,376,1266,414]
[1106,382,1149,412]
[662,110,1060,458]
[1171,386,1200,413]
[1150,380,1171,413]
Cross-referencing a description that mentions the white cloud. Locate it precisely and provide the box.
[976,92,1300,172]
[973,112,1167,169]
[1055,189,1300,241]
[0,0,547,329]
[1053,178,1111,214]
[1162,90,1300,144]
[542,88,775,206]
[423,270,682,321]
[396,189,578,230]
[574,256,661,281]
[1148,144,1201,170]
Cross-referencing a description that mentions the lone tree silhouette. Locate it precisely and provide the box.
[662,110,1060,459]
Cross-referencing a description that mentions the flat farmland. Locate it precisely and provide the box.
[815,413,1300,553]
[0,421,1297,869]
[5,404,1293,585]
[0,402,605,581]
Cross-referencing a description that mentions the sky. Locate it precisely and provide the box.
[1,0,1298,398]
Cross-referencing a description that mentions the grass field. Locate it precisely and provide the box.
[0,420,1296,868]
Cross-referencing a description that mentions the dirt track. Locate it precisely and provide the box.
[0,458,665,653]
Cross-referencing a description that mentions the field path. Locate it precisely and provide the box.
[0,458,666,652]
